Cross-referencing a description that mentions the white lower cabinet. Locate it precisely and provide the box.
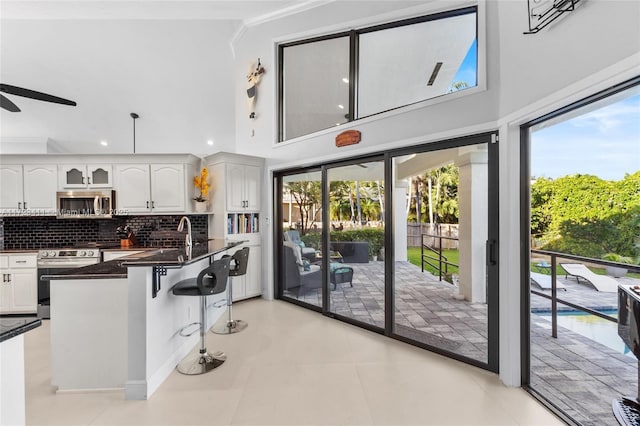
[0,254,38,314]
[229,243,261,302]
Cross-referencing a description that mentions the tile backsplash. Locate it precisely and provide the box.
[0,215,208,250]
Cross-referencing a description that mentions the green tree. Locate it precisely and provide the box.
[285,180,321,235]
[532,171,640,260]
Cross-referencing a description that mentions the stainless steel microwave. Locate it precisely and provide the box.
[56,190,115,219]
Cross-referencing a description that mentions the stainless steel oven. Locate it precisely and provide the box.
[37,249,101,318]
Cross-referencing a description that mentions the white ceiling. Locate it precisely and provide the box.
[0,1,338,154]
[0,1,318,22]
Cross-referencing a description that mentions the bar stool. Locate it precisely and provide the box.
[212,247,249,335]
[172,257,231,375]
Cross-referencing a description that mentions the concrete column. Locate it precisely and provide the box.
[394,179,409,262]
[456,151,488,303]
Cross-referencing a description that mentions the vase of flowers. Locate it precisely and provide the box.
[193,167,210,212]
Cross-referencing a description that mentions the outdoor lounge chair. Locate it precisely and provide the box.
[560,263,619,292]
[530,271,566,291]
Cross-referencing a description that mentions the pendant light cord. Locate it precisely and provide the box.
[130,112,139,153]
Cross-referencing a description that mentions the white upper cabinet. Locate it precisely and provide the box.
[0,165,23,211]
[150,164,185,212]
[114,163,185,214]
[226,163,261,211]
[0,165,57,213]
[60,164,112,189]
[114,164,151,213]
[23,165,58,211]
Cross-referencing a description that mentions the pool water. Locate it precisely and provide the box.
[535,310,634,358]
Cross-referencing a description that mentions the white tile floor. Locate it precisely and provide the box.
[24,299,563,425]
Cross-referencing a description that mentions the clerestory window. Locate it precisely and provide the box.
[278,6,478,142]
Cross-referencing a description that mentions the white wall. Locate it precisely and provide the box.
[497,0,640,117]
[0,19,238,155]
[233,0,498,164]
[233,0,640,388]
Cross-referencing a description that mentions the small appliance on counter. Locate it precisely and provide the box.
[116,225,138,248]
[614,284,640,425]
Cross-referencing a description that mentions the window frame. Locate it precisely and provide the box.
[277,5,478,143]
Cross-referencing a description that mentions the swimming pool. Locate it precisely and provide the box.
[534,309,634,358]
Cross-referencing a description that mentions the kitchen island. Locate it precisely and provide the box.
[45,239,243,399]
[1,317,41,425]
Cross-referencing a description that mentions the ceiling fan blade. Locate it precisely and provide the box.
[0,84,76,106]
[0,94,21,112]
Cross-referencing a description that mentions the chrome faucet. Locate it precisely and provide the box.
[177,216,192,248]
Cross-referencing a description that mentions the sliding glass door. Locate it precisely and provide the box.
[326,159,385,328]
[390,138,498,368]
[275,132,499,371]
[279,170,324,308]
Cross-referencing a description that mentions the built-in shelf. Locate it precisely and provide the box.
[227,213,259,235]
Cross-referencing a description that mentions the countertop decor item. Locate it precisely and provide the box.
[193,167,210,203]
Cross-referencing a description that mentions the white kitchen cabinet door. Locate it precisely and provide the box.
[61,165,112,189]
[60,165,87,188]
[226,163,246,211]
[0,165,23,211]
[87,165,112,188]
[114,164,151,213]
[150,164,185,212]
[244,245,262,298]
[23,165,57,212]
[0,269,11,312]
[244,165,261,211]
[229,244,261,301]
[10,270,37,313]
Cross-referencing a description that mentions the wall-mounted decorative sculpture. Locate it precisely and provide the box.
[247,58,265,119]
[524,0,581,34]
[336,130,361,148]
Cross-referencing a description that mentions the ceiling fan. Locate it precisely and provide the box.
[0,83,77,112]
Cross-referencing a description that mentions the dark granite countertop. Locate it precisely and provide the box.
[43,239,244,280]
[0,317,41,343]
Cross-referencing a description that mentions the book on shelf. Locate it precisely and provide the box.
[227,212,259,234]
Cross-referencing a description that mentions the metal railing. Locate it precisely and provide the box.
[421,233,459,282]
[531,249,640,338]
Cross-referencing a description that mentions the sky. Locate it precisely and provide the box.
[531,93,640,181]
[449,39,477,90]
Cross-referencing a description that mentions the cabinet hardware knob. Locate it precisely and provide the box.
[18,202,22,209]
[82,177,85,184]
[146,201,150,209]
[88,177,91,184]
[152,201,155,208]
[24,202,27,209]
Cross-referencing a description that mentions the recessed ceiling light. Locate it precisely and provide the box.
[338,104,344,109]
[207,140,214,146]
[335,123,341,126]
[100,141,108,146]
[342,78,349,83]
